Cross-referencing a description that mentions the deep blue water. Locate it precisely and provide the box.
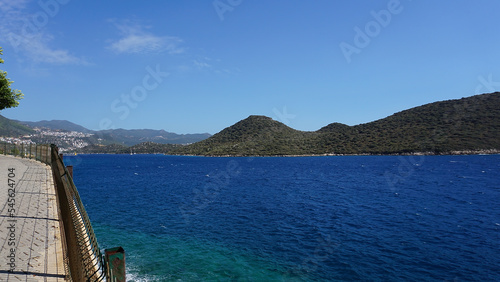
[63,154,500,281]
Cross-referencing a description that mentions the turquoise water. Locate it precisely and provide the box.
[65,154,500,281]
[93,223,297,281]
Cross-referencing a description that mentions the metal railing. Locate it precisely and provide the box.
[0,142,51,164]
[50,144,107,281]
[1,142,124,281]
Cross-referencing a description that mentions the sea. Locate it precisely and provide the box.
[62,154,500,281]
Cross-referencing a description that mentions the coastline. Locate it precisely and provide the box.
[171,149,500,157]
[67,149,500,157]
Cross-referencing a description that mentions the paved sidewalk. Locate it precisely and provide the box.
[0,155,68,281]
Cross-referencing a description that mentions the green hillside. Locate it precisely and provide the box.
[0,114,34,137]
[19,119,92,132]
[173,115,316,156]
[97,129,211,146]
[174,92,500,156]
[73,142,183,154]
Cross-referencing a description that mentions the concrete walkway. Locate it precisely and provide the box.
[0,155,68,281]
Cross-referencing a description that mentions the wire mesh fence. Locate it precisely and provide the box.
[1,142,113,281]
[50,144,108,281]
[0,142,51,164]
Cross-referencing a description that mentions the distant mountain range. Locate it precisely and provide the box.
[0,115,35,136]
[15,120,210,145]
[0,117,211,147]
[19,119,92,133]
[96,129,210,146]
[2,92,499,155]
[75,142,183,154]
[174,92,500,156]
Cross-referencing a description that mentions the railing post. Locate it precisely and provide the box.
[43,145,48,164]
[50,144,109,281]
[51,144,86,282]
[105,247,126,282]
[66,165,73,178]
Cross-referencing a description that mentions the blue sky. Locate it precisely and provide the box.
[1,0,499,134]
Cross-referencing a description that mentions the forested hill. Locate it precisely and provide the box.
[0,115,34,137]
[173,92,500,156]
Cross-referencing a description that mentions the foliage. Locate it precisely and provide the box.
[126,142,183,154]
[73,142,184,154]
[91,129,210,146]
[0,114,34,137]
[0,47,24,111]
[173,92,500,156]
[73,144,129,154]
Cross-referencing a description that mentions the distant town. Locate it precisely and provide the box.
[0,127,94,152]
[0,116,211,153]
[2,92,500,156]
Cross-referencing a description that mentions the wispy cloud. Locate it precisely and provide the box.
[0,0,29,12]
[25,35,87,65]
[108,20,184,55]
[0,0,87,65]
[193,59,212,70]
[176,56,239,75]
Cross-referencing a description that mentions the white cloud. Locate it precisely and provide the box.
[176,57,239,75]
[193,59,212,70]
[108,20,184,55]
[25,35,87,65]
[0,0,87,65]
[0,0,29,12]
